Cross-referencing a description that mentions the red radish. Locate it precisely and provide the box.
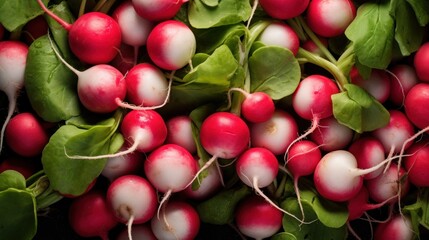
[235,195,283,240]
[146,20,196,70]
[309,116,354,152]
[150,201,200,240]
[348,136,386,180]
[110,43,135,75]
[107,175,157,239]
[37,0,121,64]
[250,109,298,155]
[258,22,300,55]
[101,142,144,182]
[301,37,329,57]
[227,87,275,123]
[413,42,429,82]
[404,139,429,187]
[350,67,391,104]
[374,214,414,240]
[5,112,49,157]
[48,36,126,113]
[0,155,40,179]
[144,144,198,217]
[306,0,356,37]
[313,150,392,202]
[166,115,197,154]
[116,63,171,110]
[258,0,310,20]
[0,41,29,154]
[61,179,97,199]
[388,64,419,106]
[112,0,154,64]
[182,163,222,200]
[116,224,157,240]
[68,190,118,240]
[131,0,188,22]
[404,83,429,130]
[22,15,49,45]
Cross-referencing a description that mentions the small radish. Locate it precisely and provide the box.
[0,41,29,154]
[235,194,283,240]
[350,67,391,104]
[165,115,197,154]
[348,136,386,180]
[0,155,40,179]
[107,175,158,240]
[404,83,429,130]
[374,214,414,240]
[37,0,121,64]
[388,64,418,106]
[146,20,196,70]
[182,163,222,200]
[5,112,49,157]
[258,21,300,56]
[116,223,157,240]
[48,36,126,113]
[404,139,429,187]
[306,0,356,38]
[258,0,310,20]
[68,190,118,240]
[144,144,198,217]
[131,0,188,22]
[413,42,429,82]
[250,109,298,155]
[150,201,200,240]
[227,87,275,123]
[309,116,354,152]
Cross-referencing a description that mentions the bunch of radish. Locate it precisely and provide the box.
[1,0,429,239]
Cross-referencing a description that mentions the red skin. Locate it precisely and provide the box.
[241,92,275,123]
[22,15,48,44]
[414,42,429,82]
[404,139,429,187]
[388,64,418,106]
[350,67,391,104]
[286,140,321,178]
[404,83,429,130]
[374,214,413,240]
[109,43,135,75]
[348,136,385,180]
[259,0,310,20]
[131,0,187,22]
[5,112,49,157]
[0,155,40,179]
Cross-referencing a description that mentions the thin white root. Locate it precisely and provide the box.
[183,155,218,189]
[127,214,135,240]
[157,189,172,220]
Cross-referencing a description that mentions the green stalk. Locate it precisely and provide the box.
[78,0,87,17]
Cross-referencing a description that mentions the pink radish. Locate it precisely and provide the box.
[227,87,275,123]
[0,41,28,154]
[258,0,310,20]
[116,224,157,240]
[348,136,386,180]
[404,139,429,187]
[306,0,356,37]
[235,194,283,240]
[404,83,429,130]
[413,42,429,82]
[144,144,198,217]
[68,190,118,240]
[182,163,222,200]
[258,21,300,56]
[107,175,158,240]
[5,112,49,157]
[309,116,354,152]
[350,67,391,104]
[48,36,126,113]
[165,115,197,154]
[131,0,188,22]
[37,0,121,64]
[374,214,414,240]
[250,109,298,155]
[388,64,418,106]
[150,201,200,240]
[146,20,196,70]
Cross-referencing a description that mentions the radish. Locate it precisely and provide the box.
[48,35,126,113]
[350,67,391,104]
[131,0,188,22]
[68,190,118,240]
[309,116,354,152]
[374,214,414,240]
[37,0,121,64]
[165,115,197,154]
[22,15,49,45]
[258,0,310,20]
[0,41,29,154]
[109,43,135,75]
[235,194,283,240]
[313,150,393,202]
[404,83,429,130]
[144,144,198,217]
[182,163,222,200]
[258,21,300,56]
[5,112,49,157]
[305,0,356,38]
[388,64,418,106]
[404,139,429,187]
[146,20,196,70]
[227,87,275,123]
[150,201,200,240]
[250,109,298,155]
[107,175,158,240]
[0,155,40,179]
[348,136,386,180]
[413,42,429,82]
[116,223,157,240]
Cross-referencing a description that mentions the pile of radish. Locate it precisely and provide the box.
[1,0,429,239]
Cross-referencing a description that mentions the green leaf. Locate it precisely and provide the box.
[332,84,390,133]
[0,170,26,191]
[197,185,250,224]
[406,0,429,26]
[0,189,37,240]
[271,232,298,240]
[249,46,300,100]
[24,35,81,122]
[188,0,251,29]
[201,0,219,7]
[0,0,49,32]
[345,2,395,69]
